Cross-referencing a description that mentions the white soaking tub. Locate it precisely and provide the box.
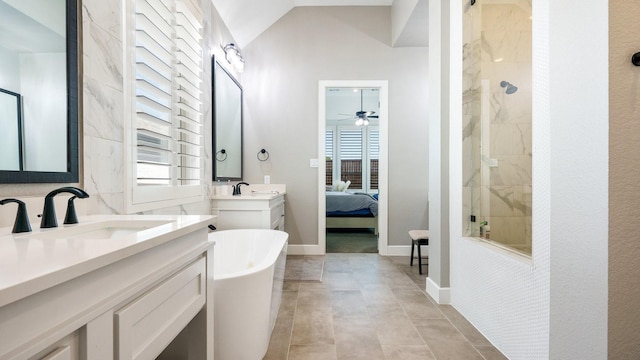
[210,229,288,360]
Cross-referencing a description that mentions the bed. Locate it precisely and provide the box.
[326,191,378,234]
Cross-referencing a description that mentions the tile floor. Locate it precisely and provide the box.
[264,254,507,360]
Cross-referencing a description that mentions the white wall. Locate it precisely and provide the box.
[447,0,608,359]
[0,47,20,92]
[241,6,429,246]
[20,53,67,172]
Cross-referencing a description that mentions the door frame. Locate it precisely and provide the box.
[318,80,389,255]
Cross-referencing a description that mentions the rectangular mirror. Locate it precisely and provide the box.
[212,57,243,181]
[0,0,79,183]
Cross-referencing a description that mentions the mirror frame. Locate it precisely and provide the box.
[0,0,79,183]
[212,56,243,181]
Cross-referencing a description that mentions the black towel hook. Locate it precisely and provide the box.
[257,148,270,161]
[632,52,640,66]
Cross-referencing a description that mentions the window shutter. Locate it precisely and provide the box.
[131,0,203,208]
[339,129,362,160]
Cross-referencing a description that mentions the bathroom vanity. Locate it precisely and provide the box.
[211,184,285,230]
[0,214,214,359]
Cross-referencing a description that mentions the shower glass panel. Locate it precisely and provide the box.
[462,0,532,256]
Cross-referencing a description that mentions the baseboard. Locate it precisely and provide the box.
[426,277,451,304]
[382,245,412,256]
[287,244,324,255]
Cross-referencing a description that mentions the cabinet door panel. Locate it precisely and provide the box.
[115,257,206,360]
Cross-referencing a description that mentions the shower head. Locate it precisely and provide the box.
[500,81,518,94]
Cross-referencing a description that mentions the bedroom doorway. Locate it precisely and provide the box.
[318,80,388,254]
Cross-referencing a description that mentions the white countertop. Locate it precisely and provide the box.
[211,191,285,200]
[0,214,213,307]
[211,183,286,200]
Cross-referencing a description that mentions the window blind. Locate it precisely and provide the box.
[339,129,362,160]
[132,0,203,206]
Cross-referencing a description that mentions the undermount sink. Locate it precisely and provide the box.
[19,220,172,241]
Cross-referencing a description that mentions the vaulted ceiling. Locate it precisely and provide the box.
[211,0,428,48]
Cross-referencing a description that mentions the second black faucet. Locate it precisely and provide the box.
[232,182,250,196]
[40,187,90,228]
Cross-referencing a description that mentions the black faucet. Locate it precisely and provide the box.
[0,199,32,233]
[232,182,250,196]
[40,187,89,228]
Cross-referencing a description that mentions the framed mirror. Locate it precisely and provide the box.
[212,56,243,181]
[0,0,79,183]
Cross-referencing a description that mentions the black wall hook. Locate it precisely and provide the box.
[632,52,640,66]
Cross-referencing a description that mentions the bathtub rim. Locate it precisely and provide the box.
[210,229,288,281]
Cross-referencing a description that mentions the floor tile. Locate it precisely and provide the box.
[475,345,509,360]
[371,311,425,345]
[297,286,332,307]
[263,316,293,360]
[291,304,335,345]
[325,272,360,290]
[438,304,493,346]
[331,290,369,318]
[415,319,485,360]
[288,344,337,360]
[381,344,437,360]
[265,254,505,360]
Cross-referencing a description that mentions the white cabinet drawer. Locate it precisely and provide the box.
[115,257,206,360]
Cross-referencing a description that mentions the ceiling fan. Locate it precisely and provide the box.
[334,89,378,126]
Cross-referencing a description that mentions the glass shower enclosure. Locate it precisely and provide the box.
[462,0,532,255]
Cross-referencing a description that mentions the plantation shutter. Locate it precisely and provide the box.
[339,129,362,160]
[132,0,203,206]
[325,129,334,186]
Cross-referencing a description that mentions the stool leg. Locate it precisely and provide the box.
[410,241,415,266]
[417,243,423,275]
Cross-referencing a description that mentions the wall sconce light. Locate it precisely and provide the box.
[223,43,244,73]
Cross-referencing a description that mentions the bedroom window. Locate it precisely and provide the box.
[326,126,379,193]
[126,0,204,212]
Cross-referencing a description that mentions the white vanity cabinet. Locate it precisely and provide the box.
[0,215,214,360]
[212,190,285,230]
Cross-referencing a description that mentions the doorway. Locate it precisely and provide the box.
[318,80,388,254]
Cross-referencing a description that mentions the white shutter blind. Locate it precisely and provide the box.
[132,0,203,207]
[369,129,379,159]
[339,129,362,160]
[325,129,333,159]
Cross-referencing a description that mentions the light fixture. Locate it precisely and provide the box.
[222,43,244,73]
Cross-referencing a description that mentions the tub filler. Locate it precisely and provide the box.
[211,229,288,360]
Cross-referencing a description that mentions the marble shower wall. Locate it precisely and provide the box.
[82,0,236,216]
[463,1,532,252]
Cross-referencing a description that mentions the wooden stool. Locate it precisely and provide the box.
[409,230,429,274]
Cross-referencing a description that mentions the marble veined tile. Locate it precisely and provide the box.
[83,79,124,142]
[489,186,514,216]
[490,155,532,186]
[513,185,532,216]
[481,3,532,32]
[83,21,123,93]
[84,136,124,195]
[83,0,122,40]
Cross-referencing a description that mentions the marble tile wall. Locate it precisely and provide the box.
[462,2,532,252]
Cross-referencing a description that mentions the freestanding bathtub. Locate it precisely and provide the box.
[210,229,288,360]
